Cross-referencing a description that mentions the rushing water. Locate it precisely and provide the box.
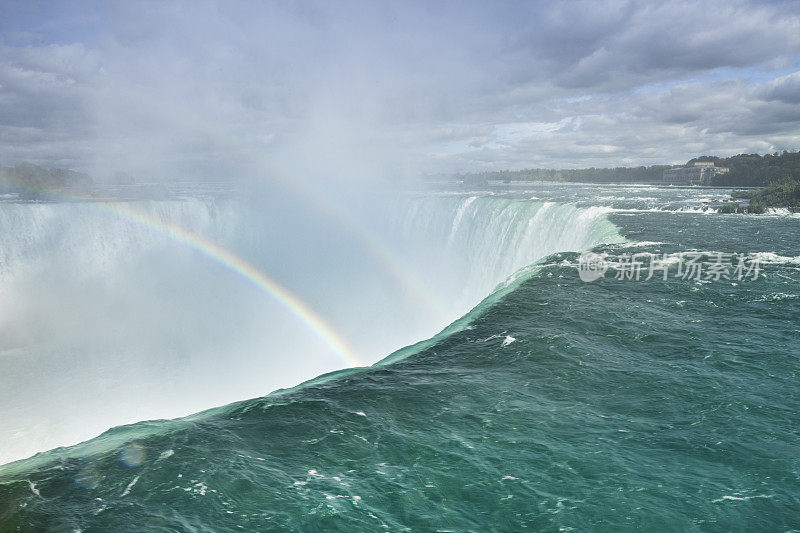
[1,183,799,530]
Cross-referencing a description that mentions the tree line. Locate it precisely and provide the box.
[458,150,800,187]
[0,162,93,198]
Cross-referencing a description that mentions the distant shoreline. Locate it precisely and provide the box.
[451,149,800,189]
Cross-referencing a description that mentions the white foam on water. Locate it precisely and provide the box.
[749,252,800,264]
[157,449,175,460]
[120,475,140,497]
[712,493,774,503]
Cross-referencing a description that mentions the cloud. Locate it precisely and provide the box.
[760,71,800,104]
[0,0,799,176]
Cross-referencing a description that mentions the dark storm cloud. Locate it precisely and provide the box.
[546,1,800,87]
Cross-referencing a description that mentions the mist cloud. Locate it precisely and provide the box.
[1,0,799,177]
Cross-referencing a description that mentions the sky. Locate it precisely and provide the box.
[1,0,799,180]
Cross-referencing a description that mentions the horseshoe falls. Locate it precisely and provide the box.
[0,189,620,466]
[1,183,799,531]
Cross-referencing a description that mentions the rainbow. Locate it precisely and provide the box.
[105,201,364,368]
[284,179,450,324]
[7,133,453,367]
[7,187,364,368]
[82,107,450,325]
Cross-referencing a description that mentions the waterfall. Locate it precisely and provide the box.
[0,192,621,464]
